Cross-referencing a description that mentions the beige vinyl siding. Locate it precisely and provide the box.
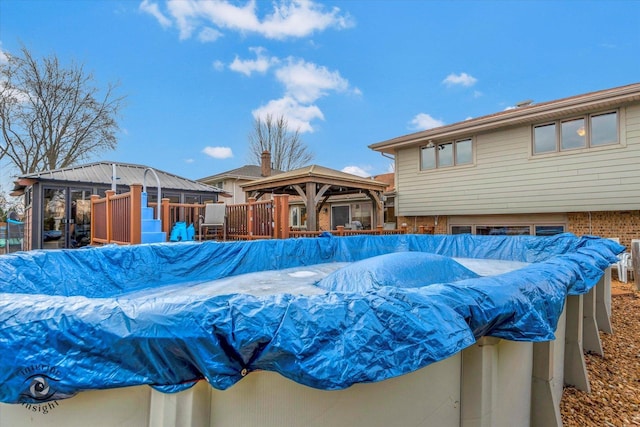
[396,104,640,216]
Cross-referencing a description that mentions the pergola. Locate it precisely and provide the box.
[240,165,388,232]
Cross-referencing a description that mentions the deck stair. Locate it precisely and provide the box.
[141,192,166,244]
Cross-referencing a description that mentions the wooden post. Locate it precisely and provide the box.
[161,198,171,239]
[105,190,115,244]
[419,225,425,234]
[248,197,256,239]
[336,225,344,236]
[273,194,289,239]
[130,184,142,245]
[90,194,99,245]
[306,182,317,232]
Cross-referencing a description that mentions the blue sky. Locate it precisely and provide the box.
[1,0,639,189]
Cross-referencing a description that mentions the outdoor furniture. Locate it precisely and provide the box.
[608,238,632,283]
[199,203,226,241]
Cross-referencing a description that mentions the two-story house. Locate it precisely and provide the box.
[369,82,640,248]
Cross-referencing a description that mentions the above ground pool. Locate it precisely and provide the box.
[0,233,622,404]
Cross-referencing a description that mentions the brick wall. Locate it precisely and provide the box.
[568,210,640,250]
[397,211,640,250]
[396,216,447,234]
[318,210,330,231]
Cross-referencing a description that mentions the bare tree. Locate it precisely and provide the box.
[248,114,314,171]
[0,45,125,175]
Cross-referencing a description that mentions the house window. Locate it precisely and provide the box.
[351,203,372,229]
[456,139,473,164]
[450,224,565,236]
[535,225,565,236]
[330,203,372,230]
[533,123,557,153]
[591,112,618,146]
[476,225,531,236]
[451,225,472,234]
[420,138,473,170]
[561,118,586,150]
[290,206,307,229]
[533,111,618,154]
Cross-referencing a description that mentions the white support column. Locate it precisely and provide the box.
[582,285,603,356]
[149,381,211,427]
[461,337,500,427]
[563,295,590,393]
[595,268,613,334]
[530,341,562,427]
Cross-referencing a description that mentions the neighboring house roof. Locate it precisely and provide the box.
[369,82,640,153]
[199,165,284,182]
[12,161,224,195]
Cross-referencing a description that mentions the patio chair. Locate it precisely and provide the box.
[199,203,226,241]
[615,252,631,283]
[608,238,632,283]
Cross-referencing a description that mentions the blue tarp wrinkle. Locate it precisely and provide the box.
[0,233,624,403]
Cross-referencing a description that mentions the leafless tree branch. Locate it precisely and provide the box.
[0,45,125,175]
[248,114,314,171]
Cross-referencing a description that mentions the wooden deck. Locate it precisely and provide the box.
[90,186,428,246]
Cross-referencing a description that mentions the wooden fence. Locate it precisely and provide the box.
[91,184,143,245]
[91,186,418,246]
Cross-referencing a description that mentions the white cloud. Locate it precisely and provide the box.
[276,58,349,103]
[252,0,354,39]
[184,158,195,163]
[442,72,477,87]
[202,146,233,159]
[140,0,172,28]
[229,47,279,76]
[212,60,225,71]
[198,27,223,42]
[341,166,370,177]
[252,96,324,133]
[159,0,353,41]
[231,52,352,133]
[166,0,199,39]
[409,113,445,131]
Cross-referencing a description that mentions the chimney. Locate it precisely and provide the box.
[261,151,271,177]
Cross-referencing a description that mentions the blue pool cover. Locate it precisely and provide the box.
[0,233,623,403]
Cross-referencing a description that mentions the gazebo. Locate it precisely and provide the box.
[240,165,388,232]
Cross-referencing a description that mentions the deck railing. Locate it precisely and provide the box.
[224,195,290,240]
[90,187,415,246]
[90,184,142,245]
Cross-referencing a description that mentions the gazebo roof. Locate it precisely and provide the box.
[240,164,387,196]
